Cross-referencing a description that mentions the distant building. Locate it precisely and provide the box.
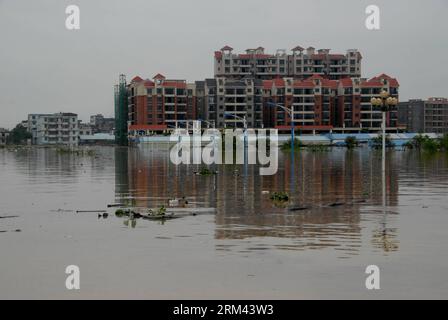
[27,113,79,146]
[79,122,94,136]
[398,98,448,133]
[90,114,115,133]
[214,46,362,80]
[0,128,9,145]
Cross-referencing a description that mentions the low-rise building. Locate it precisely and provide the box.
[90,114,115,134]
[27,113,79,146]
[79,122,94,136]
[398,98,448,134]
[0,128,10,145]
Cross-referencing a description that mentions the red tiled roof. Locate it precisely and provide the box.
[162,81,187,89]
[143,80,155,88]
[276,125,333,130]
[292,45,304,51]
[221,45,233,51]
[238,54,273,59]
[369,73,399,87]
[293,78,315,88]
[129,124,168,131]
[131,76,144,83]
[339,78,353,87]
[153,73,166,80]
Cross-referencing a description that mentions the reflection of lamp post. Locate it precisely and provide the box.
[267,101,295,149]
[371,92,398,253]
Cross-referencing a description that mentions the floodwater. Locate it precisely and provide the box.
[0,145,447,299]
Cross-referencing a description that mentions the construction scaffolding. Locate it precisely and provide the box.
[114,74,128,146]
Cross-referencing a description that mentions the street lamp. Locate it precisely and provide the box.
[224,113,247,130]
[370,91,398,169]
[224,112,248,150]
[267,101,295,149]
[198,119,215,129]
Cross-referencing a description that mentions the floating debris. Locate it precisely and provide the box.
[288,206,309,211]
[328,202,345,207]
[168,197,188,207]
[0,215,19,219]
[194,167,217,176]
[76,210,107,213]
[107,204,126,208]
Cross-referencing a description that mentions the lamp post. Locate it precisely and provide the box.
[224,112,248,147]
[370,91,398,172]
[371,91,398,210]
[267,101,295,149]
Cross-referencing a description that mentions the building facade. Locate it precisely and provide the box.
[27,113,79,146]
[214,46,362,80]
[0,128,9,145]
[90,114,115,134]
[79,122,94,136]
[398,98,448,133]
[196,78,264,128]
[263,74,399,133]
[127,74,197,133]
[126,73,399,134]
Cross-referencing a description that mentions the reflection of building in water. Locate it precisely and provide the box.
[113,146,401,255]
[214,150,400,255]
[115,145,218,208]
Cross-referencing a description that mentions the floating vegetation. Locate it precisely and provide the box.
[56,147,95,156]
[280,138,302,151]
[194,167,217,176]
[371,135,395,149]
[270,192,289,202]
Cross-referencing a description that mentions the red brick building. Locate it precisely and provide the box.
[127,74,197,134]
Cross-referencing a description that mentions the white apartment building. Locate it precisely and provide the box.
[214,46,362,80]
[27,113,79,146]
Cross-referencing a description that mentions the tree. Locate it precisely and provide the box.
[7,124,31,145]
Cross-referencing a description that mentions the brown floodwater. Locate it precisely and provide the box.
[0,146,447,299]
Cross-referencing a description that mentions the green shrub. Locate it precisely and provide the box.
[345,136,358,149]
[281,138,302,151]
[371,135,395,149]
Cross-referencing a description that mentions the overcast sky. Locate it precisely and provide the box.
[0,0,447,128]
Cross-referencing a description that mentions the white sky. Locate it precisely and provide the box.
[0,0,447,128]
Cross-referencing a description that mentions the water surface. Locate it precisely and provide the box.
[0,146,447,299]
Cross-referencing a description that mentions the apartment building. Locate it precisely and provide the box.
[262,73,399,133]
[398,98,448,134]
[341,74,399,132]
[0,128,9,145]
[196,78,264,129]
[127,74,197,133]
[79,122,94,136]
[90,114,115,133]
[27,113,79,146]
[126,73,399,133]
[262,75,337,133]
[214,46,362,80]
